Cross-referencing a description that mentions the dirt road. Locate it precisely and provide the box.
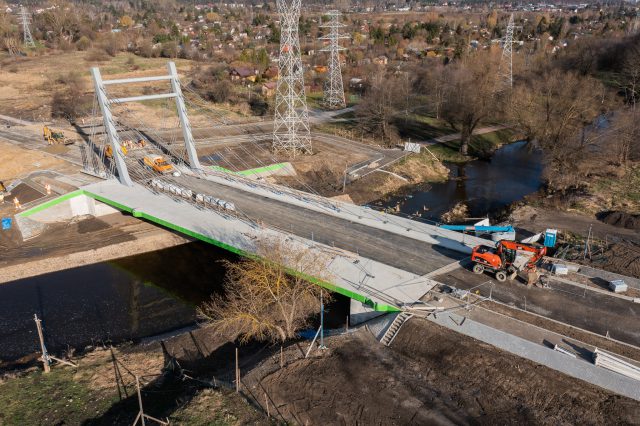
[259,321,640,425]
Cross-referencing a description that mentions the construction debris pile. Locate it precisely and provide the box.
[597,210,640,231]
[554,235,640,278]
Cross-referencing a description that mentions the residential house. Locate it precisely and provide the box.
[230,66,258,83]
[261,81,277,97]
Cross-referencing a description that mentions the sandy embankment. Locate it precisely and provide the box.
[0,228,190,284]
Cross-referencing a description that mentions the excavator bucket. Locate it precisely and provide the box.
[526,270,539,286]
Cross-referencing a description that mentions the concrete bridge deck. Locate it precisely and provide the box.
[73,174,490,313]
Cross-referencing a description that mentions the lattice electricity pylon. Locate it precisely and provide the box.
[91,62,202,186]
[18,6,35,48]
[319,10,348,109]
[273,0,312,156]
[496,13,516,91]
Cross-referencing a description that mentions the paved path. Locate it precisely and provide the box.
[0,114,34,126]
[426,309,640,401]
[418,124,509,146]
[434,265,640,347]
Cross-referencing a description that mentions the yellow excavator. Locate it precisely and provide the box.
[105,145,128,158]
[43,126,74,145]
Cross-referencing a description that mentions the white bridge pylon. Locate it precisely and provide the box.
[90,62,201,187]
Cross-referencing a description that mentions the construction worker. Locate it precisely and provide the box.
[45,183,51,195]
[13,197,21,210]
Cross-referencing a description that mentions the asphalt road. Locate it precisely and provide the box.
[435,266,640,347]
[174,174,466,276]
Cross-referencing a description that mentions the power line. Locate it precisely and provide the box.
[319,10,348,109]
[496,13,515,91]
[272,0,312,156]
[18,6,35,48]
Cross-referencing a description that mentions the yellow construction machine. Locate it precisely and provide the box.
[43,126,74,145]
[105,145,128,158]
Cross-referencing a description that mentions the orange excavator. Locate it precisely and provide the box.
[471,240,547,285]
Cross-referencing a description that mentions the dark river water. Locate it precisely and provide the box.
[0,141,543,363]
[0,242,235,363]
[377,140,544,221]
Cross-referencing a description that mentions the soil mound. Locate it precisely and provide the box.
[597,210,640,231]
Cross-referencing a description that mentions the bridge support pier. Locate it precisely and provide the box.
[167,62,201,171]
[91,67,133,187]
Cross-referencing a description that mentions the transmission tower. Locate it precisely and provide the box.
[272,0,312,155]
[319,10,348,109]
[18,6,36,48]
[496,13,515,91]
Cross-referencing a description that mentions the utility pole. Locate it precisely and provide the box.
[496,14,515,91]
[272,0,312,156]
[19,6,36,48]
[319,289,327,349]
[319,10,348,109]
[34,314,50,373]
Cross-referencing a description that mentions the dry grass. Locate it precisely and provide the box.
[0,51,203,125]
[0,140,71,182]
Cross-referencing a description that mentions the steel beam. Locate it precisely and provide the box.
[102,75,173,85]
[167,61,201,171]
[109,93,177,104]
[91,67,133,187]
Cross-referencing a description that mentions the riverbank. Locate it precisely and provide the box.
[0,212,191,284]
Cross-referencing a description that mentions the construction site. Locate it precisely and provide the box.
[1,3,640,425]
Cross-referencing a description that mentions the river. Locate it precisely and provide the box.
[0,242,235,363]
[0,241,349,363]
[376,140,544,222]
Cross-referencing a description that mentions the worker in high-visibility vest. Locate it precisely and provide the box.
[13,197,21,210]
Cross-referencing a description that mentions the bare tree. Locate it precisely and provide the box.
[414,62,448,119]
[197,238,332,344]
[509,70,607,192]
[440,55,496,155]
[618,42,640,108]
[355,69,405,146]
[608,108,640,165]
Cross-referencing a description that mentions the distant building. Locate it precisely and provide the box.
[373,55,388,65]
[261,81,277,97]
[230,66,257,83]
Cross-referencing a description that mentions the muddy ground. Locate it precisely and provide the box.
[0,212,190,283]
[259,320,640,425]
[4,318,638,425]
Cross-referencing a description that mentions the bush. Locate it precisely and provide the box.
[85,48,110,62]
[51,72,92,122]
[76,36,91,51]
[207,80,233,103]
